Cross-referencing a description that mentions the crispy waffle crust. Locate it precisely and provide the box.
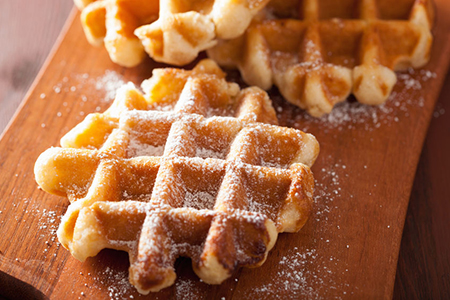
[208,0,435,117]
[34,60,319,294]
[77,0,159,67]
[76,0,269,66]
[134,0,270,66]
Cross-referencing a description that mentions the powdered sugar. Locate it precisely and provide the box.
[276,69,436,134]
[184,190,216,210]
[195,147,225,159]
[73,70,126,102]
[174,277,200,300]
[22,204,64,257]
[127,137,164,158]
[248,248,321,298]
[243,156,352,299]
[52,70,125,104]
[77,266,136,300]
[94,70,126,101]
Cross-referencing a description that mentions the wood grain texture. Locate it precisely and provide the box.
[393,71,450,300]
[0,1,449,299]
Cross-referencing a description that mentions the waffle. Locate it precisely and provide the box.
[208,0,434,117]
[78,0,159,67]
[34,60,319,294]
[77,0,269,67]
[134,0,270,66]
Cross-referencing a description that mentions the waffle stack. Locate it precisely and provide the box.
[208,0,434,117]
[77,0,269,66]
[34,60,319,293]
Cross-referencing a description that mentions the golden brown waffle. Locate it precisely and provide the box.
[78,0,159,67]
[208,0,434,117]
[134,0,270,66]
[77,0,269,67]
[34,60,319,294]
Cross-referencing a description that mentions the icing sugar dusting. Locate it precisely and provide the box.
[94,70,126,102]
[175,278,199,300]
[127,137,164,158]
[275,69,436,134]
[52,70,126,104]
[196,147,225,159]
[184,190,216,210]
[84,266,137,300]
[244,156,352,299]
[249,248,320,298]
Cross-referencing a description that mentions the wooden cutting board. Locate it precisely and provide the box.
[1,1,449,299]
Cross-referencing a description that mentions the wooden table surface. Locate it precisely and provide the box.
[0,1,448,299]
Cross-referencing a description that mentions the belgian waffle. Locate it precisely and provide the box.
[208,0,434,117]
[77,0,269,67]
[134,0,270,66]
[78,0,159,67]
[34,60,319,293]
